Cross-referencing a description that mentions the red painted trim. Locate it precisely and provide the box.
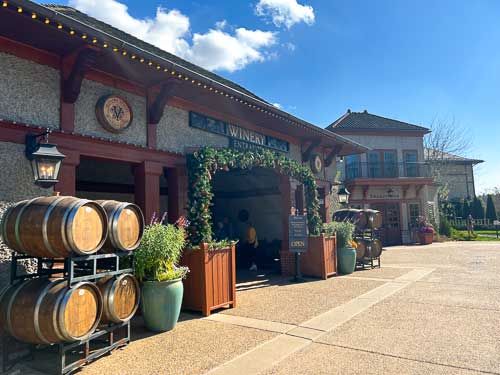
[0,36,59,69]
[168,96,299,145]
[0,121,184,166]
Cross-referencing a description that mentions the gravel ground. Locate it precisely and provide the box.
[77,316,276,375]
[341,266,409,279]
[222,277,385,325]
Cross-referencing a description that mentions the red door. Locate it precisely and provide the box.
[371,203,402,246]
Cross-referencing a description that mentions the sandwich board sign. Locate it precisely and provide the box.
[289,215,308,253]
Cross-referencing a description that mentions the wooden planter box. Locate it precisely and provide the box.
[418,232,434,245]
[180,243,236,316]
[300,235,337,279]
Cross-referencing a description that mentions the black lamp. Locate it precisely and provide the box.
[25,129,65,188]
[338,185,350,206]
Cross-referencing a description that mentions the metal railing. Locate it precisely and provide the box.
[345,162,431,180]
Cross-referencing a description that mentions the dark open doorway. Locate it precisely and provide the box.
[212,167,283,282]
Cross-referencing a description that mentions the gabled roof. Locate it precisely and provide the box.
[424,148,484,165]
[42,4,264,102]
[327,110,430,134]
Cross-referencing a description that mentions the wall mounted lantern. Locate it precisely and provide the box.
[25,129,66,188]
[338,185,350,206]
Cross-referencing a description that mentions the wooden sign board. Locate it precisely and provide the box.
[289,215,308,253]
[494,220,500,226]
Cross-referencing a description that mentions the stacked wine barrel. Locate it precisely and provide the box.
[332,208,383,265]
[0,196,144,344]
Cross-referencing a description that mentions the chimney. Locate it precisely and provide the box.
[347,108,351,113]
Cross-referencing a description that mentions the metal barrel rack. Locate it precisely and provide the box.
[2,251,134,375]
[354,227,382,270]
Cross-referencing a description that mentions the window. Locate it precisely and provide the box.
[383,151,397,177]
[368,152,381,177]
[404,151,418,177]
[345,154,360,179]
[409,203,420,228]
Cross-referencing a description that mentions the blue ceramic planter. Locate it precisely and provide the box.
[338,246,356,275]
[141,278,183,332]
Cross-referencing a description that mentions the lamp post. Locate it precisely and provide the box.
[25,129,66,188]
[338,185,350,208]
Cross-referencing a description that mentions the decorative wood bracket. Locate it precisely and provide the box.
[402,185,410,199]
[62,48,99,104]
[324,145,342,167]
[416,184,425,197]
[148,79,178,125]
[363,185,369,199]
[302,139,321,162]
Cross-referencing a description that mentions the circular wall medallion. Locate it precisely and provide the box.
[310,154,323,174]
[96,95,133,133]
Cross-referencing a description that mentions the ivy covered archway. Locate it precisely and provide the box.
[186,147,322,245]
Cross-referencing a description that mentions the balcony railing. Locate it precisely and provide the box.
[345,162,431,180]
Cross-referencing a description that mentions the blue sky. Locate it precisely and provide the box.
[51,0,500,193]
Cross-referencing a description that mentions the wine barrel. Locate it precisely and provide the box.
[332,209,368,229]
[96,274,140,324]
[1,196,108,257]
[96,200,144,252]
[0,278,102,344]
[362,209,383,229]
[355,238,383,259]
[355,240,368,260]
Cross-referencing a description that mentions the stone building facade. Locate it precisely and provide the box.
[328,110,438,245]
[0,0,366,289]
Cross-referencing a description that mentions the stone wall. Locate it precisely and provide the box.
[74,79,148,146]
[156,105,228,153]
[0,142,52,202]
[0,52,60,128]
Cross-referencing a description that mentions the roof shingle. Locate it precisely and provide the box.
[327,110,430,133]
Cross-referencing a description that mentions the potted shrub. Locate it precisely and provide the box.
[418,224,435,245]
[324,221,356,274]
[180,240,236,316]
[135,222,189,332]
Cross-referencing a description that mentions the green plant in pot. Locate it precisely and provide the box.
[135,222,189,332]
[323,221,356,274]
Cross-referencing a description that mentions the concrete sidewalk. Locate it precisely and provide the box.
[7,241,500,374]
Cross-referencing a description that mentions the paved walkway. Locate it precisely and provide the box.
[7,241,500,374]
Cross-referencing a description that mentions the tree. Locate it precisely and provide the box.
[424,118,473,201]
[471,197,485,219]
[486,194,498,221]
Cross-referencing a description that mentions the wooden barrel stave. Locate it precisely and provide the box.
[1,196,108,257]
[362,209,383,229]
[97,200,144,252]
[97,274,140,324]
[0,278,102,344]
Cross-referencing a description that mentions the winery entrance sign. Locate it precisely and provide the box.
[189,112,289,153]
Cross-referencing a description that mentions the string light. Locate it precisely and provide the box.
[163,68,168,72]
[92,38,98,44]
[31,13,36,19]
[44,18,50,24]
[103,43,108,48]
[69,30,75,35]
[57,24,63,30]
[177,74,182,78]
[171,71,176,75]
[17,6,22,12]
[184,76,189,81]
[113,47,118,52]
[122,51,127,56]
[81,34,87,39]
[148,61,153,66]
[156,65,161,70]
[131,55,136,59]
[139,58,144,63]
[2,2,7,8]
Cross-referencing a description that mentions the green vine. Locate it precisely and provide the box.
[187,147,322,246]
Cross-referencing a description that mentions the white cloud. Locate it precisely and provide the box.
[68,0,277,72]
[255,0,315,29]
[272,103,282,109]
